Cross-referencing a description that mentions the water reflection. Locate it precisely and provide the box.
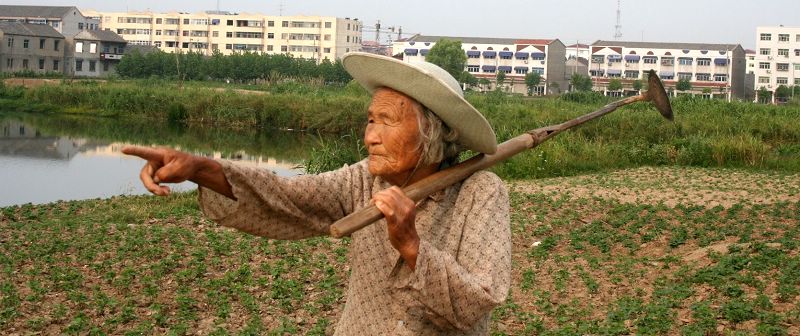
[0,113,315,207]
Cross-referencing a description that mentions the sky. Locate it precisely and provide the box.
[19,0,800,49]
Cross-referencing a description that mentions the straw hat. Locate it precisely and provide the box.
[342,52,497,154]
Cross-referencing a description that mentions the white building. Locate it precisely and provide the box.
[589,40,747,100]
[84,10,363,61]
[566,43,590,60]
[753,26,800,103]
[393,35,567,95]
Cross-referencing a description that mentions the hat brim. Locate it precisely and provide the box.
[342,52,497,154]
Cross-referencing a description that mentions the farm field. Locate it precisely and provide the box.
[1,166,798,335]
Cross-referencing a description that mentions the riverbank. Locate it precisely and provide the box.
[2,79,800,178]
[1,166,798,334]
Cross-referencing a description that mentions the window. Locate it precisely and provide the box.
[797,34,800,42]
[500,54,512,60]
[796,50,800,57]
[346,36,350,43]
[678,73,692,80]
[778,34,790,42]
[760,33,772,41]
[40,39,45,49]
[347,23,351,30]
[182,42,188,48]
[777,77,788,85]
[75,42,83,53]
[166,18,180,25]
[156,18,162,24]
[226,20,233,26]
[778,49,789,57]
[89,61,96,72]
[795,78,800,85]
[23,39,29,48]
[226,32,232,38]
[54,40,60,51]
[76,60,83,71]
[225,44,232,50]
[53,21,59,28]
[758,76,770,84]
[183,31,189,37]
[515,68,528,75]
[759,48,771,56]
[697,58,711,66]
[103,61,109,71]
[268,21,274,27]
[78,22,84,30]
[759,62,771,69]
[325,22,332,28]
[7,37,13,48]
[281,45,287,52]
[183,19,190,24]
[267,45,274,51]
[777,63,789,71]
[156,30,162,35]
[323,47,330,53]
[643,57,657,64]
[154,41,162,48]
[625,70,639,78]
[661,58,674,66]
[468,53,480,59]
[282,21,289,27]
[212,31,218,37]
[714,74,727,82]
[235,32,263,39]
[591,55,604,63]
[89,43,96,54]
[796,64,800,71]
[268,33,274,39]
[39,59,44,70]
[5,58,11,68]
[678,58,692,65]
[22,59,28,69]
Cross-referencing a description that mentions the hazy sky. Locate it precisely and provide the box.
[19,0,800,49]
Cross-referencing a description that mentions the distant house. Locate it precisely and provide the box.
[393,35,567,95]
[0,22,65,74]
[67,29,128,77]
[0,5,100,37]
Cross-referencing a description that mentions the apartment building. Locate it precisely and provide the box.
[0,22,65,74]
[66,29,127,77]
[0,5,100,37]
[753,26,800,102]
[589,40,746,100]
[394,35,567,95]
[85,10,363,61]
[566,43,590,60]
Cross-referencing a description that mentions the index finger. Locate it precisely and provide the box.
[122,146,164,162]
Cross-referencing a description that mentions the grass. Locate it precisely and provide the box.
[1,166,798,334]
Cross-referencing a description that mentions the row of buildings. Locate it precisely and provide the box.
[1,5,797,102]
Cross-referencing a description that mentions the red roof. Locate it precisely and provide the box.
[514,39,553,45]
[567,43,590,48]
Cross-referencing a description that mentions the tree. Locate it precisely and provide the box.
[757,87,772,104]
[524,72,541,96]
[775,85,792,101]
[424,39,467,81]
[495,71,506,88]
[478,78,491,91]
[460,71,478,89]
[571,73,593,92]
[676,78,692,92]
[608,78,623,92]
[632,79,643,92]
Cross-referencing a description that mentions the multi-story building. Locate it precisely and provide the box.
[0,5,100,37]
[0,22,65,74]
[566,43,590,60]
[753,26,800,102]
[589,40,746,100]
[66,29,128,77]
[84,10,363,61]
[393,35,567,95]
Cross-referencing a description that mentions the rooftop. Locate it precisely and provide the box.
[592,40,741,51]
[0,21,63,38]
[408,35,555,46]
[0,5,77,19]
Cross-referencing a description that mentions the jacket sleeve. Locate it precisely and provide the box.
[198,160,367,239]
[392,172,512,331]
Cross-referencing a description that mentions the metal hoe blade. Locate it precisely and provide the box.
[645,69,674,121]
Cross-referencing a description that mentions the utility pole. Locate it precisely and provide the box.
[375,20,381,43]
[613,0,622,40]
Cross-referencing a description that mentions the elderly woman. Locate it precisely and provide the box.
[123,53,511,335]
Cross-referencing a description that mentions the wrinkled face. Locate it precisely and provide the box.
[364,88,423,179]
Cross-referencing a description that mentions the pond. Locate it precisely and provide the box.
[0,112,320,207]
